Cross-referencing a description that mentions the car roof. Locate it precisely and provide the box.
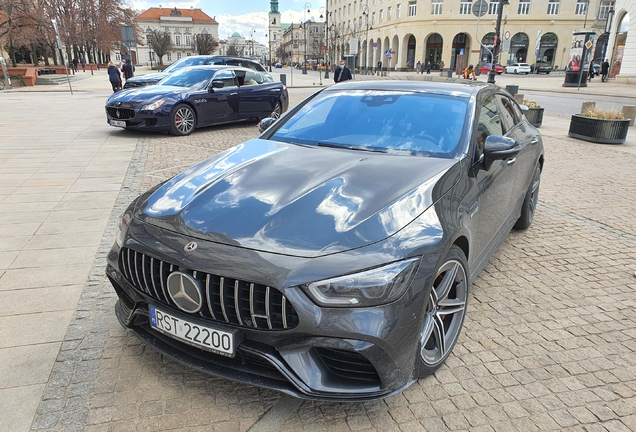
[175,65,262,74]
[324,78,493,98]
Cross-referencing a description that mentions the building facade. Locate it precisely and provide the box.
[118,7,219,66]
[282,21,327,66]
[220,32,268,62]
[605,0,634,83]
[268,0,284,67]
[327,0,622,74]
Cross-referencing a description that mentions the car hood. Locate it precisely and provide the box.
[106,86,188,105]
[135,139,460,257]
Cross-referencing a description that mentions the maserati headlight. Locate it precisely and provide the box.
[115,211,132,247]
[306,258,420,307]
[141,100,165,111]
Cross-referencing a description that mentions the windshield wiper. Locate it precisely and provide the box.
[317,143,386,153]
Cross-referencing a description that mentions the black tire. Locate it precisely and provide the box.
[417,245,469,378]
[514,69,518,74]
[515,164,541,230]
[170,104,196,136]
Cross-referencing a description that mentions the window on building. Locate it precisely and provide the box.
[187,52,191,56]
[598,1,614,20]
[547,0,559,15]
[408,1,417,16]
[431,0,443,15]
[149,52,155,61]
[175,35,181,46]
[379,9,383,21]
[397,3,401,17]
[146,35,152,45]
[459,1,471,14]
[274,33,277,40]
[489,0,499,14]
[372,12,376,22]
[388,6,392,20]
[185,35,191,46]
[167,52,172,61]
[115,52,121,60]
[177,53,181,60]
[575,1,587,15]
[348,4,351,14]
[518,0,530,15]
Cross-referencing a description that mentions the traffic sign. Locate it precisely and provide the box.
[585,40,593,49]
[504,31,510,41]
[385,49,392,57]
[472,0,488,18]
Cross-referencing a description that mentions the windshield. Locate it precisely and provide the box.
[270,90,468,158]
[163,57,212,73]
[159,69,214,88]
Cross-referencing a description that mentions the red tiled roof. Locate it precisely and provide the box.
[137,8,217,23]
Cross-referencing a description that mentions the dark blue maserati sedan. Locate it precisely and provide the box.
[105,66,288,136]
[106,79,544,401]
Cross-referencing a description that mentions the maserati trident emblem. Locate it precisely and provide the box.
[116,109,121,118]
[184,241,198,252]
[166,272,202,313]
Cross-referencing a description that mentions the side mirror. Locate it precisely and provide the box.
[482,136,521,170]
[211,81,224,89]
[258,117,276,133]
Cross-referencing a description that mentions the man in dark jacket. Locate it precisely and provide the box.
[334,60,352,83]
[122,58,135,81]
[601,59,610,82]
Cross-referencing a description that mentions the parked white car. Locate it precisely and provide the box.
[505,63,531,74]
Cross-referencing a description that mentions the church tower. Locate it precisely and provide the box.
[268,0,282,66]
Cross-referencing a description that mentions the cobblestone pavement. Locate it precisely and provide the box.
[32,90,636,431]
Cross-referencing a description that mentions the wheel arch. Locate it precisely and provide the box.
[452,235,469,261]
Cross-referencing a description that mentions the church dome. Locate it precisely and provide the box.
[231,32,242,37]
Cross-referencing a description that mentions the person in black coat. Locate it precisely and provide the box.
[334,60,353,83]
[601,59,610,82]
[107,61,122,92]
[121,58,135,82]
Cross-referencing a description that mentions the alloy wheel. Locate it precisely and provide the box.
[174,107,195,134]
[420,259,468,366]
[270,102,282,119]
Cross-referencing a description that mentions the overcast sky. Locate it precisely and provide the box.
[130,0,327,44]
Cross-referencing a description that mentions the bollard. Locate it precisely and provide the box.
[622,106,636,126]
[279,73,287,86]
[581,101,596,113]
[447,70,453,78]
[514,94,524,104]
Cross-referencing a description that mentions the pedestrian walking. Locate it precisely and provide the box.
[80,57,86,72]
[121,58,135,82]
[425,61,431,74]
[377,60,382,75]
[588,61,594,82]
[416,61,421,74]
[334,59,353,83]
[72,57,78,72]
[107,61,122,92]
[440,60,445,72]
[601,59,610,82]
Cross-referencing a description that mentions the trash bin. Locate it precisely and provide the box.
[505,84,519,95]
[279,73,287,86]
[446,70,453,78]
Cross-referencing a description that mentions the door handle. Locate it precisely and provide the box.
[531,138,539,145]
[506,158,517,165]
[230,92,238,96]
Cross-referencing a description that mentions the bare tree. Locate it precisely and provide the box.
[196,33,217,55]
[274,44,286,63]
[148,29,172,66]
[226,40,243,57]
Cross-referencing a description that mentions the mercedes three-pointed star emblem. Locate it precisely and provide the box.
[166,272,202,313]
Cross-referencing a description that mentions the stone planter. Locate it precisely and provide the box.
[525,107,544,128]
[568,114,630,144]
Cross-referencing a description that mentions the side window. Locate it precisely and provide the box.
[225,59,243,67]
[206,58,225,65]
[248,61,266,72]
[244,70,264,85]
[475,95,503,160]
[497,95,520,133]
[212,70,237,88]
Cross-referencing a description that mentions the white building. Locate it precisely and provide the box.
[115,6,219,66]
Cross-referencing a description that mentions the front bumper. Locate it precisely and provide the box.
[105,221,436,401]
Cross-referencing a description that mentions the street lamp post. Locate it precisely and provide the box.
[301,2,311,75]
[487,0,509,84]
[362,5,370,74]
[324,11,330,78]
[266,32,272,72]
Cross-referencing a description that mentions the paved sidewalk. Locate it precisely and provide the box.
[1,68,635,431]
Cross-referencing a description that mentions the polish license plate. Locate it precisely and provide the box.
[110,120,126,127]
[149,305,237,357]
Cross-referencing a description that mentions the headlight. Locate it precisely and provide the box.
[141,100,165,111]
[115,212,132,247]
[306,258,420,308]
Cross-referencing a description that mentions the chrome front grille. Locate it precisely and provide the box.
[119,248,299,330]
[106,107,135,120]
